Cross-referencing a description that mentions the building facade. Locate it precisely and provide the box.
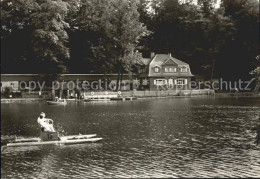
[1,54,193,95]
[0,74,140,98]
[139,53,193,90]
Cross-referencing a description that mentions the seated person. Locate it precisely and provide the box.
[37,112,55,132]
[55,97,59,102]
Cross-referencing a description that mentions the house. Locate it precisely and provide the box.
[139,53,193,90]
[1,54,193,94]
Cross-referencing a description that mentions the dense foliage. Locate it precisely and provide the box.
[250,55,260,92]
[1,0,70,73]
[1,0,259,83]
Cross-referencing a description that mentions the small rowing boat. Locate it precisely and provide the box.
[7,132,102,147]
[47,100,67,105]
[84,98,92,102]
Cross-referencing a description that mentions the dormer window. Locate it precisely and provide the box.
[154,67,160,73]
[164,67,176,73]
[181,67,188,72]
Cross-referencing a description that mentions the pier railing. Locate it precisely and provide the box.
[1,89,215,101]
[83,89,215,98]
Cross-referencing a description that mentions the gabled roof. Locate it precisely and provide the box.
[148,54,193,77]
[161,58,178,66]
[153,54,189,66]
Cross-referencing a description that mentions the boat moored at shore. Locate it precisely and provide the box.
[47,99,67,105]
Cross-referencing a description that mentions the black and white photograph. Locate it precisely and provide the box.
[1,0,260,178]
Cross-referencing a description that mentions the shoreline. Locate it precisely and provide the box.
[1,98,45,103]
[1,93,259,103]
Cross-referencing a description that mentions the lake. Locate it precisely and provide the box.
[1,97,260,178]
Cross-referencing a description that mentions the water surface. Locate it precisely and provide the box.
[1,97,260,178]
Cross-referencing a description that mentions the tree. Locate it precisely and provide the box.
[1,0,35,39]
[201,7,236,81]
[137,0,258,85]
[1,0,70,74]
[1,0,38,73]
[249,55,260,93]
[1,0,258,85]
[30,0,70,74]
[197,0,217,17]
[77,0,148,90]
[218,0,260,81]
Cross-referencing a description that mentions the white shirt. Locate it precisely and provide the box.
[37,117,54,132]
[38,117,47,127]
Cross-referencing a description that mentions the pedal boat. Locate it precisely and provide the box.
[7,132,102,147]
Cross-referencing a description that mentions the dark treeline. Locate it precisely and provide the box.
[1,0,259,81]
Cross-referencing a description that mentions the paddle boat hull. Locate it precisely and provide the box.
[7,134,102,147]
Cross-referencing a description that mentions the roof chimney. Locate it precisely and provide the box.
[169,53,171,57]
[150,52,155,59]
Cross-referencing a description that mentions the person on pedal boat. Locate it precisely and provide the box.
[37,112,55,132]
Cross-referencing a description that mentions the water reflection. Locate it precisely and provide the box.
[1,97,260,178]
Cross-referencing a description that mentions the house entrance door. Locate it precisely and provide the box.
[168,79,174,89]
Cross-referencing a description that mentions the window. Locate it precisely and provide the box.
[175,79,187,85]
[181,67,188,72]
[177,79,184,85]
[165,67,175,73]
[169,67,177,72]
[154,67,160,73]
[154,79,166,85]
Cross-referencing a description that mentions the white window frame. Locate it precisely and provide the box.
[175,79,187,85]
[154,79,167,85]
[177,79,185,85]
[154,67,160,73]
[180,67,188,72]
[165,67,176,73]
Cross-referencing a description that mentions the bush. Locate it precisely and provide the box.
[10,91,22,98]
[3,87,12,98]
